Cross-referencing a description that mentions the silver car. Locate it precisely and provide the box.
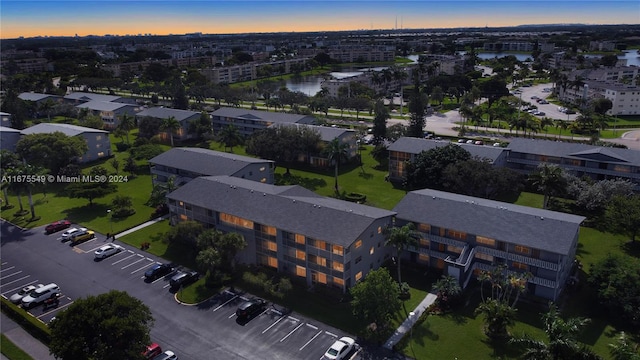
[9,284,43,304]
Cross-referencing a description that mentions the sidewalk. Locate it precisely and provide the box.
[113,214,168,239]
[1,313,55,360]
[383,292,438,350]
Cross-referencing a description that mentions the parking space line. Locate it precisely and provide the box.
[262,315,286,334]
[325,331,337,338]
[111,252,136,265]
[87,244,108,252]
[130,261,155,274]
[0,270,25,285]
[121,256,146,269]
[151,276,166,284]
[213,294,239,312]
[300,330,323,351]
[36,300,74,319]
[2,280,39,296]
[0,266,16,273]
[280,322,304,342]
[228,312,236,319]
[288,316,299,322]
[162,284,171,289]
[1,262,7,265]
[306,323,318,330]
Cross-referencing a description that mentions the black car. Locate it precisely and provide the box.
[169,270,199,288]
[144,263,174,281]
[235,298,267,318]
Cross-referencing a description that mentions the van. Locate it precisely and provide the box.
[21,283,60,309]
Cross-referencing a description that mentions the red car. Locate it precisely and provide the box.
[142,343,162,359]
[45,220,71,234]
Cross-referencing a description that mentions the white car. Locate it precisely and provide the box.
[94,244,124,259]
[323,337,355,360]
[9,284,43,304]
[61,227,87,241]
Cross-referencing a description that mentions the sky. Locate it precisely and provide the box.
[1,0,639,39]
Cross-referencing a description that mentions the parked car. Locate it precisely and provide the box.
[70,230,95,245]
[9,284,43,304]
[45,220,71,234]
[534,111,546,116]
[145,263,174,281]
[169,270,199,288]
[152,350,177,360]
[323,336,356,360]
[21,283,60,309]
[465,139,474,144]
[235,298,267,319]
[61,227,87,242]
[474,140,484,145]
[94,244,123,259]
[142,343,162,359]
[565,109,576,114]
[457,139,466,143]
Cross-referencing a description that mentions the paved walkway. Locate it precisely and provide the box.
[113,214,168,239]
[1,313,56,360]
[383,292,438,350]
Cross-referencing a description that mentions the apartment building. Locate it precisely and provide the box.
[393,189,585,301]
[506,138,640,190]
[166,175,396,292]
[210,107,316,137]
[18,92,63,106]
[387,138,508,184]
[64,92,135,105]
[149,147,275,186]
[136,107,203,143]
[20,123,111,163]
[557,80,640,115]
[0,126,22,152]
[75,101,141,129]
[272,123,358,166]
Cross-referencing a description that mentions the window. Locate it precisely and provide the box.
[295,250,306,261]
[263,240,277,252]
[512,261,528,270]
[332,245,344,256]
[514,245,531,255]
[475,252,494,262]
[420,238,429,247]
[220,213,254,229]
[295,234,305,244]
[418,253,429,262]
[313,239,326,250]
[355,256,362,264]
[332,261,344,272]
[476,236,496,247]
[369,246,375,255]
[296,265,306,277]
[333,277,344,286]
[261,225,276,236]
[355,239,363,249]
[447,245,463,254]
[355,271,363,282]
[446,229,467,240]
[317,272,327,284]
[377,226,382,234]
[418,223,431,233]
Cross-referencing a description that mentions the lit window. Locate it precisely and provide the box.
[514,245,531,255]
[262,225,276,236]
[265,241,277,252]
[179,214,188,221]
[261,178,267,183]
[333,277,345,286]
[314,239,326,250]
[476,236,496,247]
[220,213,254,229]
[475,252,494,262]
[317,272,327,284]
[179,201,184,206]
[355,271,363,282]
[332,261,344,272]
[296,265,306,277]
[296,250,306,260]
[332,245,344,256]
[377,226,382,234]
[418,253,429,262]
[260,166,266,171]
[295,234,305,244]
[267,256,278,268]
[97,152,105,157]
[512,262,528,270]
[369,246,374,255]
[418,223,430,233]
[420,238,429,247]
[355,239,362,249]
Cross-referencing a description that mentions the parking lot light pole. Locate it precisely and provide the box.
[107,209,113,235]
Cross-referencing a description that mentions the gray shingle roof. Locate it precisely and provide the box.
[507,138,640,165]
[167,176,396,246]
[388,137,505,163]
[21,123,108,136]
[137,107,201,121]
[211,107,316,124]
[64,92,121,103]
[75,101,135,112]
[18,92,61,102]
[0,126,21,133]
[149,148,273,177]
[393,189,585,255]
[270,123,355,142]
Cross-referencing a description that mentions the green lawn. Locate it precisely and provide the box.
[0,334,34,360]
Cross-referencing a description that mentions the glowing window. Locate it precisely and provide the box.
[369,246,375,255]
[354,239,363,249]
[333,277,345,286]
[355,271,363,282]
[332,261,344,272]
[332,245,344,256]
[296,265,306,277]
[295,234,305,244]
[476,236,496,246]
[296,250,306,260]
[514,245,531,255]
[513,261,528,270]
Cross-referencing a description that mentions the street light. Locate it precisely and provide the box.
[107,209,113,235]
[409,311,416,339]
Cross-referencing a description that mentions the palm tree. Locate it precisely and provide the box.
[554,119,569,139]
[529,164,567,209]
[383,223,419,284]
[161,116,181,147]
[39,99,55,122]
[431,275,462,309]
[118,113,135,144]
[217,125,243,153]
[510,303,601,360]
[540,117,554,138]
[22,163,47,219]
[322,138,349,194]
[609,332,640,360]
[475,299,517,339]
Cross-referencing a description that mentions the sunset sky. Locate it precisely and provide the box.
[1,1,638,39]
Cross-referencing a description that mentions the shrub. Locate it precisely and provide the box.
[115,142,131,152]
[344,192,367,203]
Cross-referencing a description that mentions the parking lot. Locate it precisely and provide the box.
[1,220,365,360]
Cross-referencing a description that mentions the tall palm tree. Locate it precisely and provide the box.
[383,223,419,284]
[118,113,135,144]
[217,125,243,153]
[322,138,349,194]
[529,164,567,209]
[161,116,181,147]
[540,117,554,138]
[39,99,55,122]
[510,303,601,360]
[22,163,47,219]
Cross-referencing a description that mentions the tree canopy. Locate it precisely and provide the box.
[49,290,154,360]
[350,268,401,330]
[16,132,88,174]
[403,144,471,190]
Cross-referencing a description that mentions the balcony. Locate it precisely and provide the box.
[477,246,559,271]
